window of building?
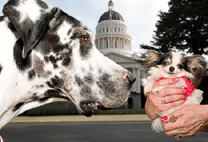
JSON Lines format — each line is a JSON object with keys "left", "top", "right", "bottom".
{"left": 115, "top": 40, "right": 117, "bottom": 48}
{"left": 103, "top": 28, "right": 105, "bottom": 32}
{"left": 115, "top": 27, "right": 116, "bottom": 32}
{"left": 118, "top": 28, "right": 120, "bottom": 32}
{"left": 100, "top": 29, "right": 101, "bottom": 33}
{"left": 106, "top": 27, "right": 108, "bottom": 32}
{"left": 106, "top": 40, "right": 108, "bottom": 48}
{"left": 128, "top": 98, "right": 133, "bottom": 108}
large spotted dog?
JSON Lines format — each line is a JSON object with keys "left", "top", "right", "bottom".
{"left": 0, "top": 0, "right": 135, "bottom": 130}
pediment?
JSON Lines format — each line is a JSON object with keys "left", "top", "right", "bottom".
{"left": 105, "top": 52, "right": 136, "bottom": 63}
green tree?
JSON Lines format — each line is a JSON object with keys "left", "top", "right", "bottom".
{"left": 141, "top": 0, "right": 208, "bottom": 54}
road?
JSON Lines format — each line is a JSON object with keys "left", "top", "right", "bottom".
{"left": 0, "top": 122, "right": 207, "bottom": 142}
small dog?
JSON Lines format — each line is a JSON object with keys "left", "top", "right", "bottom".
{"left": 141, "top": 50, "right": 207, "bottom": 132}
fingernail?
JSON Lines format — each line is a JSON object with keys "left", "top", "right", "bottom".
{"left": 182, "top": 88, "right": 187, "bottom": 93}
{"left": 161, "top": 116, "right": 168, "bottom": 121}
{"left": 172, "top": 78, "right": 179, "bottom": 82}
{"left": 184, "top": 98, "right": 187, "bottom": 101}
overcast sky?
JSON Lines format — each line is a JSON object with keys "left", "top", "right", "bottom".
{"left": 0, "top": 0, "right": 169, "bottom": 54}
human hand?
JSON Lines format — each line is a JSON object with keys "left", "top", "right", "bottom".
{"left": 162, "top": 104, "right": 208, "bottom": 139}
{"left": 145, "top": 78, "right": 187, "bottom": 120}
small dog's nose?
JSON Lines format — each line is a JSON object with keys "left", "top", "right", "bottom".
{"left": 124, "top": 74, "right": 136, "bottom": 85}
{"left": 169, "top": 66, "right": 175, "bottom": 72}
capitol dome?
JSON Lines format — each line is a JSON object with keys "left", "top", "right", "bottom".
{"left": 95, "top": 0, "right": 132, "bottom": 56}
{"left": 98, "top": 10, "right": 124, "bottom": 23}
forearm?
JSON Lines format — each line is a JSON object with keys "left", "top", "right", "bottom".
{"left": 199, "top": 105, "right": 208, "bottom": 132}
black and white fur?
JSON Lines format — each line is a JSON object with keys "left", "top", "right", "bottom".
{"left": 0, "top": 0, "right": 135, "bottom": 130}
{"left": 141, "top": 50, "right": 206, "bottom": 132}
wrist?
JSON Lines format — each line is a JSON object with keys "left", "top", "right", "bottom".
{"left": 201, "top": 105, "right": 208, "bottom": 124}
{"left": 198, "top": 105, "right": 208, "bottom": 132}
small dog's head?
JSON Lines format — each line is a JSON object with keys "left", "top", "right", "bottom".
{"left": 141, "top": 50, "right": 207, "bottom": 87}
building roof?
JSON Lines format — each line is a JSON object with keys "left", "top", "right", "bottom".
{"left": 98, "top": 10, "right": 124, "bottom": 23}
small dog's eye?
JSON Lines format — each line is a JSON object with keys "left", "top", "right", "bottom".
{"left": 163, "top": 61, "right": 168, "bottom": 65}
{"left": 81, "top": 37, "right": 89, "bottom": 44}
{"left": 178, "top": 64, "right": 183, "bottom": 69}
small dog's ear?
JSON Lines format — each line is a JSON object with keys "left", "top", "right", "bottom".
{"left": 140, "top": 50, "right": 162, "bottom": 69}
{"left": 186, "top": 55, "right": 207, "bottom": 87}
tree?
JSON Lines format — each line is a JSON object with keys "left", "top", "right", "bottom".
{"left": 141, "top": 0, "right": 208, "bottom": 55}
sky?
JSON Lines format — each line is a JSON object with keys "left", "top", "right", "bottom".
{"left": 0, "top": 0, "right": 170, "bottom": 54}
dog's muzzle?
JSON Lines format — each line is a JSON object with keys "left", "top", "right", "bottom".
{"left": 80, "top": 101, "right": 100, "bottom": 117}
{"left": 80, "top": 101, "right": 113, "bottom": 117}
{"left": 80, "top": 73, "right": 136, "bottom": 117}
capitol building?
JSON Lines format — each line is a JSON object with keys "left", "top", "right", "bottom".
{"left": 95, "top": 0, "right": 132, "bottom": 56}
{"left": 95, "top": 0, "right": 142, "bottom": 110}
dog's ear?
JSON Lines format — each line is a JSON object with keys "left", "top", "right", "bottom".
{"left": 140, "top": 50, "right": 162, "bottom": 69}
{"left": 186, "top": 55, "right": 207, "bottom": 87}
{"left": 3, "top": 0, "right": 59, "bottom": 58}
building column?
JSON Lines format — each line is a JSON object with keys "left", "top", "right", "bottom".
{"left": 102, "top": 38, "right": 105, "bottom": 49}
{"left": 98, "top": 39, "right": 100, "bottom": 49}
{"left": 113, "top": 37, "right": 115, "bottom": 48}
{"left": 123, "top": 101, "right": 128, "bottom": 109}
{"left": 125, "top": 40, "right": 127, "bottom": 50}
{"left": 110, "top": 37, "right": 113, "bottom": 48}
{"left": 120, "top": 38, "right": 122, "bottom": 48}
{"left": 129, "top": 40, "right": 131, "bottom": 50}
{"left": 118, "top": 38, "right": 121, "bottom": 49}
{"left": 126, "top": 40, "right": 127, "bottom": 50}
{"left": 108, "top": 38, "right": 110, "bottom": 48}
{"left": 131, "top": 68, "right": 136, "bottom": 92}
{"left": 136, "top": 68, "right": 141, "bottom": 93}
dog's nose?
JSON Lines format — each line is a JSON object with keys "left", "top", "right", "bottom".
{"left": 169, "top": 66, "right": 175, "bottom": 72}
{"left": 124, "top": 74, "right": 136, "bottom": 85}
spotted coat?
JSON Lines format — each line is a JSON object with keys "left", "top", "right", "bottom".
{"left": 0, "top": 0, "right": 135, "bottom": 129}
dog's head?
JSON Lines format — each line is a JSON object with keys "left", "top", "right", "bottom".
{"left": 3, "top": 0, "right": 135, "bottom": 116}
{"left": 141, "top": 50, "right": 206, "bottom": 87}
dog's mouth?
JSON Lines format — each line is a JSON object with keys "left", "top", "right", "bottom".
{"left": 80, "top": 101, "right": 112, "bottom": 117}
{"left": 167, "top": 72, "right": 180, "bottom": 76}
{"left": 80, "top": 101, "right": 100, "bottom": 117}
{"left": 168, "top": 72, "right": 175, "bottom": 75}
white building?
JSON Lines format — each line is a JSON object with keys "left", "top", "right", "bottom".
{"left": 95, "top": 0, "right": 142, "bottom": 110}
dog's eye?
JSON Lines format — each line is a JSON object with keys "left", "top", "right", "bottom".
{"left": 178, "top": 64, "right": 183, "bottom": 69}
{"left": 163, "top": 61, "right": 169, "bottom": 66}
{"left": 81, "top": 37, "right": 89, "bottom": 44}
